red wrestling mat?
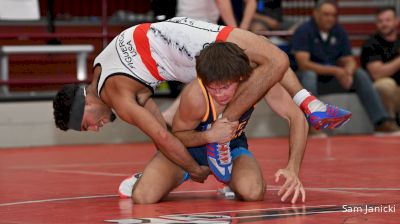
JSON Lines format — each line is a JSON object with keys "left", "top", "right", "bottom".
{"left": 0, "top": 136, "right": 399, "bottom": 223}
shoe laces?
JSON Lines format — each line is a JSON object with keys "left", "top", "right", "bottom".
{"left": 326, "top": 104, "right": 339, "bottom": 116}
{"left": 217, "top": 143, "right": 231, "bottom": 165}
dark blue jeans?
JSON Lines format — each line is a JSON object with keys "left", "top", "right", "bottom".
{"left": 297, "top": 68, "right": 389, "bottom": 125}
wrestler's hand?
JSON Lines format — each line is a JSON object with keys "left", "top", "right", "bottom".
{"left": 275, "top": 168, "right": 306, "bottom": 204}
{"left": 207, "top": 118, "right": 238, "bottom": 143}
{"left": 190, "top": 166, "right": 210, "bottom": 183}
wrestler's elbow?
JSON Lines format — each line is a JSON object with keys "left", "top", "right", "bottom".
{"left": 272, "top": 49, "right": 289, "bottom": 80}
{"left": 154, "top": 129, "right": 183, "bottom": 153}
{"left": 260, "top": 47, "right": 289, "bottom": 82}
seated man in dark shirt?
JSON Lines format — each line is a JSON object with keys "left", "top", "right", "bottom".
{"left": 361, "top": 6, "right": 400, "bottom": 126}
{"left": 291, "top": 0, "right": 399, "bottom": 133}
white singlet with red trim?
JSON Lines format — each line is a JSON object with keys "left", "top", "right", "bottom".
{"left": 94, "top": 17, "right": 230, "bottom": 95}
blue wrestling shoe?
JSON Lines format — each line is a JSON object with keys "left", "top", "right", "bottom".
{"left": 207, "top": 142, "right": 232, "bottom": 183}
{"left": 307, "top": 104, "right": 352, "bottom": 130}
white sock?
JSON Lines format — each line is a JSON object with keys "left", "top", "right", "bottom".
{"left": 293, "top": 89, "right": 326, "bottom": 113}
{"left": 293, "top": 89, "right": 310, "bottom": 106}
{"left": 309, "top": 99, "right": 326, "bottom": 113}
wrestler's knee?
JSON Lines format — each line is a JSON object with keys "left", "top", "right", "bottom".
{"left": 233, "top": 179, "right": 265, "bottom": 201}
{"left": 131, "top": 185, "right": 162, "bottom": 204}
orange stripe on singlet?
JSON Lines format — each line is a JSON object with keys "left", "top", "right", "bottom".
{"left": 133, "top": 23, "right": 164, "bottom": 81}
{"left": 198, "top": 78, "right": 210, "bottom": 122}
{"left": 197, "top": 78, "right": 217, "bottom": 122}
{"left": 209, "top": 95, "right": 217, "bottom": 122}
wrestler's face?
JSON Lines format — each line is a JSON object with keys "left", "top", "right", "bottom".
{"left": 81, "top": 104, "right": 115, "bottom": 132}
{"left": 376, "top": 10, "right": 398, "bottom": 37}
{"left": 206, "top": 81, "right": 239, "bottom": 106}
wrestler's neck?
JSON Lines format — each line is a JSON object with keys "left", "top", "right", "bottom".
{"left": 86, "top": 91, "right": 107, "bottom": 109}
{"left": 86, "top": 66, "right": 108, "bottom": 106}
{"left": 86, "top": 65, "right": 101, "bottom": 95}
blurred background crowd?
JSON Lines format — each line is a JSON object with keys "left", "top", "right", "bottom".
{"left": 1, "top": 0, "right": 400, "bottom": 137}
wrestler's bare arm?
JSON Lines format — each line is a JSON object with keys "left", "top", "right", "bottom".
{"left": 266, "top": 83, "right": 308, "bottom": 172}
{"left": 224, "top": 29, "right": 289, "bottom": 121}
{"left": 142, "top": 97, "right": 168, "bottom": 129}
{"left": 172, "top": 82, "right": 208, "bottom": 147}
{"left": 101, "top": 76, "right": 207, "bottom": 181}
{"left": 172, "top": 81, "right": 238, "bottom": 147}
{"left": 265, "top": 83, "right": 307, "bottom": 203}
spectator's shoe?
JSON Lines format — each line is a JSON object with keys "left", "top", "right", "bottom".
{"left": 118, "top": 172, "right": 143, "bottom": 199}
{"left": 375, "top": 120, "right": 400, "bottom": 135}
{"left": 217, "top": 184, "right": 235, "bottom": 199}
{"left": 307, "top": 104, "right": 352, "bottom": 130}
{"left": 207, "top": 142, "right": 232, "bottom": 183}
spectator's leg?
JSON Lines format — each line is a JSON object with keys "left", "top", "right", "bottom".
{"left": 373, "top": 77, "right": 398, "bottom": 118}
{"left": 296, "top": 70, "right": 318, "bottom": 96}
{"left": 352, "top": 69, "right": 390, "bottom": 125}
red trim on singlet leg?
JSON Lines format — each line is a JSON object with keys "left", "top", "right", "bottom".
{"left": 133, "top": 23, "right": 164, "bottom": 81}
{"left": 216, "top": 26, "right": 234, "bottom": 42}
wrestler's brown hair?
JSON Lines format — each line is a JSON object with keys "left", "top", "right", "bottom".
{"left": 196, "top": 42, "right": 252, "bottom": 86}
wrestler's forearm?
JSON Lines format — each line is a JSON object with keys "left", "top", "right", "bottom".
{"left": 156, "top": 133, "right": 203, "bottom": 173}
{"left": 174, "top": 130, "right": 210, "bottom": 147}
{"left": 223, "top": 54, "right": 289, "bottom": 121}
{"left": 118, "top": 104, "right": 202, "bottom": 174}
{"left": 146, "top": 128, "right": 202, "bottom": 174}
{"left": 286, "top": 115, "right": 308, "bottom": 174}
{"left": 264, "top": 83, "right": 308, "bottom": 173}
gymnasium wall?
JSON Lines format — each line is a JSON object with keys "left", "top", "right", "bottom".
{"left": 0, "top": 95, "right": 373, "bottom": 148}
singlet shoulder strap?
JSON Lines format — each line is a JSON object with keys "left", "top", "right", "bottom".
{"left": 197, "top": 78, "right": 217, "bottom": 122}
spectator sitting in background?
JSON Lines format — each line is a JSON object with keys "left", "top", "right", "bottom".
{"left": 291, "top": 0, "right": 400, "bottom": 135}
{"left": 361, "top": 7, "right": 400, "bottom": 126}
{"left": 176, "top": 0, "right": 237, "bottom": 26}
{"left": 251, "top": 0, "right": 299, "bottom": 33}
{"left": 218, "top": 0, "right": 257, "bottom": 30}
